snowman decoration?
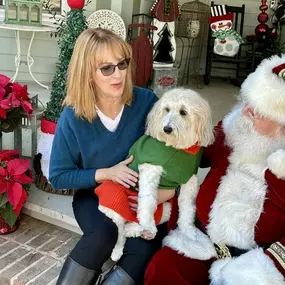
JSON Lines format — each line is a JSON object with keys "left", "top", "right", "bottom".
{"left": 209, "top": 5, "right": 243, "bottom": 57}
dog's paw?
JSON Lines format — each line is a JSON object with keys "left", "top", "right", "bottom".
{"left": 124, "top": 222, "right": 142, "bottom": 238}
{"left": 140, "top": 225, "right": 157, "bottom": 240}
{"left": 111, "top": 246, "right": 123, "bottom": 261}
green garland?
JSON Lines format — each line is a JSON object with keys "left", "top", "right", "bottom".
{"left": 212, "top": 29, "right": 244, "bottom": 44}
{"left": 44, "top": 9, "right": 88, "bottom": 122}
{"left": 164, "top": 0, "right": 171, "bottom": 16}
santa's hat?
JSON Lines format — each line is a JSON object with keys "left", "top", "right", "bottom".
{"left": 209, "top": 5, "right": 233, "bottom": 24}
{"left": 240, "top": 54, "right": 285, "bottom": 124}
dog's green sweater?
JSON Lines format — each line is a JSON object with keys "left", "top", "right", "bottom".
{"left": 128, "top": 135, "right": 202, "bottom": 190}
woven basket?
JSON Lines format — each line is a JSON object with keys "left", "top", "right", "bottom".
{"left": 0, "top": 215, "right": 20, "bottom": 235}
{"left": 35, "top": 172, "right": 76, "bottom": 196}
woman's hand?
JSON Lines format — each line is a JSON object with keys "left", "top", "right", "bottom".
{"left": 95, "top": 155, "right": 138, "bottom": 188}
{"left": 128, "top": 189, "right": 176, "bottom": 212}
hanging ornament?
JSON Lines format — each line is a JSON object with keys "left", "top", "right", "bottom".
{"left": 255, "top": 0, "right": 269, "bottom": 37}
{"left": 151, "top": 0, "right": 181, "bottom": 22}
{"left": 67, "top": 0, "right": 85, "bottom": 9}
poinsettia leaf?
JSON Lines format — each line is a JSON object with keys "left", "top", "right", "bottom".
{"left": 21, "top": 101, "right": 33, "bottom": 118}
{"left": 0, "top": 149, "right": 20, "bottom": 161}
{"left": 7, "top": 181, "right": 23, "bottom": 208}
{"left": 0, "top": 86, "right": 6, "bottom": 100}
{"left": 13, "top": 189, "right": 27, "bottom": 216}
{"left": 9, "top": 94, "right": 21, "bottom": 108}
{"left": 13, "top": 173, "right": 34, "bottom": 184}
{"left": 11, "top": 82, "right": 23, "bottom": 91}
{"left": 0, "top": 181, "right": 7, "bottom": 195}
{"left": 0, "top": 203, "right": 18, "bottom": 227}
{"left": 0, "top": 74, "right": 10, "bottom": 88}
{"left": 7, "top": 159, "right": 30, "bottom": 176}
{"left": 0, "top": 107, "right": 7, "bottom": 119}
{"left": 0, "top": 166, "right": 7, "bottom": 177}
{"left": 0, "top": 193, "right": 8, "bottom": 208}
{"left": 0, "top": 99, "right": 12, "bottom": 110}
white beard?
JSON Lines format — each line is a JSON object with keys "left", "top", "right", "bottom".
{"left": 207, "top": 106, "right": 285, "bottom": 249}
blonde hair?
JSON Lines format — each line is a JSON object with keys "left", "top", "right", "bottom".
{"left": 64, "top": 28, "right": 134, "bottom": 122}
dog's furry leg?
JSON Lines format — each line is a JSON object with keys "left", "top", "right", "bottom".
{"left": 137, "top": 163, "right": 163, "bottom": 240}
{"left": 98, "top": 205, "right": 126, "bottom": 262}
{"left": 177, "top": 175, "right": 199, "bottom": 231}
{"left": 124, "top": 222, "right": 143, "bottom": 238}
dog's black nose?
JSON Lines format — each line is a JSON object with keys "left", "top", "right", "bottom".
{"left": 163, "top": 126, "right": 173, "bottom": 134}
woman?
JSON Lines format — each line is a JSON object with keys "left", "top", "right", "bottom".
{"left": 49, "top": 28, "right": 175, "bottom": 285}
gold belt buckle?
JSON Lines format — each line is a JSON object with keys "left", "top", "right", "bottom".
{"left": 215, "top": 243, "right": 232, "bottom": 259}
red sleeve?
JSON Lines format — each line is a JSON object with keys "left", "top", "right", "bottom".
{"left": 200, "top": 121, "right": 224, "bottom": 168}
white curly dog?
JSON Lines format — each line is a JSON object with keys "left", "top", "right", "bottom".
{"left": 96, "top": 88, "right": 214, "bottom": 261}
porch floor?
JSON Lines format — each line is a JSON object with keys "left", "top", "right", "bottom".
{"left": 0, "top": 78, "right": 239, "bottom": 284}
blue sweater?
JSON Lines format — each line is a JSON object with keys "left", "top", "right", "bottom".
{"left": 49, "top": 86, "right": 158, "bottom": 190}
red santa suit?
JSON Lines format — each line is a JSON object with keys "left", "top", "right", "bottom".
{"left": 145, "top": 55, "right": 285, "bottom": 285}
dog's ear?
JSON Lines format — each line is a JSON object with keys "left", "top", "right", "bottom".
{"left": 194, "top": 99, "right": 214, "bottom": 147}
{"left": 145, "top": 99, "right": 162, "bottom": 136}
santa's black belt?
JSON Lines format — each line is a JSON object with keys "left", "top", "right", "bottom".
{"left": 214, "top": 243, "right": 249, "bottom": 259}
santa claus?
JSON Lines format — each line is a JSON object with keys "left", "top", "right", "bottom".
{"left": 144, "top": 54, "right": 285, "bottom": 285}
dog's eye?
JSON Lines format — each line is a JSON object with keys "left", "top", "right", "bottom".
{"left": 165, "top": 107, "right": 170, "bottom": 112}
{"left": 180, "top": 109, "right": 187, "bottom": 116}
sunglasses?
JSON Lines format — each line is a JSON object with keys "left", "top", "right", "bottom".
{"left": 99, "top": 58, "right": 130, "bottom": 76}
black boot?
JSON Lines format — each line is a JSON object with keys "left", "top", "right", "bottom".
{"left": 99, "top": 266, "right": 135, "bottom": 285}
{"left": 56, "top": 256, "right": 99, "bottom": 285}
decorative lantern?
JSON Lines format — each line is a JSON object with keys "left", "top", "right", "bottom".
{"left": 5, "top": 0, "right": 43, "bottom": 26}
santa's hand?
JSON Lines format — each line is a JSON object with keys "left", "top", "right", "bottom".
{"left": 267, "top": 149, "right": 285, "bottom": 179}
{"left": 210, "top": 248, "right": 284, "bottom": 285}
{"left": 128, "top": 194, "right": 138, "bottom": 212}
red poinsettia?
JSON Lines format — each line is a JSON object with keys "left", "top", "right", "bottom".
{"left": 0, "top": 74, "right": 33, "bottom": 120}
{"left": 0, "top": 149, "right": 33, "bottom": 226}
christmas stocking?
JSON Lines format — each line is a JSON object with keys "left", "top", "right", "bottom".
{"left": 209, "top": 5, "right": 243, "bottom": 57}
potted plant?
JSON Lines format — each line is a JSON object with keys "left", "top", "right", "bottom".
{"left": 0, "top": 74, "right": 34, "bottom": 234}
{"left": 0, "top": 149, "right": 34, "bottom": 234}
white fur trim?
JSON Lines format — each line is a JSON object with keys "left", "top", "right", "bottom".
{"left": 37, "top": 131, "right": 55, "bottom": 180}
{"left": 210, "top": 258, "right": 232, "bottom": 285}
{"left": 240, "top": 54, "right": 285, "bottom": 124}
{"left": 163, "top": 227, "right": 217, "bottom": 260}
{"left": 159, "top": 202, "right": 171, "bottom": 224}
{"left": 207, "top": 167, "right": 267, "bottom": 248}
{"left": 163, "top": 175, "right": 217, "bottom": 260}
{"left": 268, "top": 149, "right": 285, "bottom": 179}
{"left": 137, "top": 163, "right": 163, "bottom": 238}
{"left": 207, "top": 111, "right": 285, "bottom": 249}
{"left": 98, "top": 205, "right": 126, "bottom": 261}
{"left": 210, "top": 248, "right": 285, "bottom": 285}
